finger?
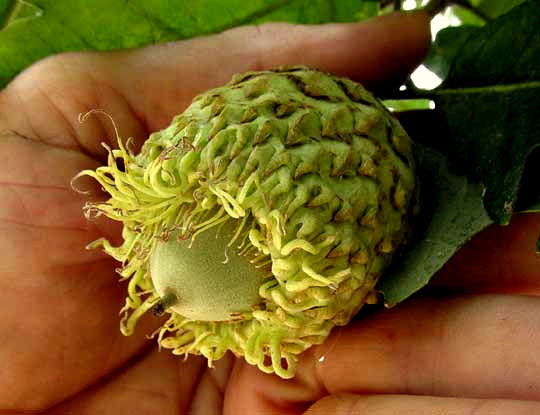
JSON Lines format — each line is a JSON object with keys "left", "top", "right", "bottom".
{"left": 307, "top": 295, "right": 540, "bottom": 400}
{"left": 0, "top": 132, "right": 114, "bottom": 237}
{"left": 48, "top": 347, "right": 208, "bottom": 415}
{"left": 0, "top": 12, "right": 430, "bottom": 161}
{"left": 228, "top": 294, "right": 540, "bottom": 413}
{"left": 109, "top": 11, "right": 430, "bottom": 130}
{"left": 430, "top": 212, "right": 540, "bottom": 295}
{"left": 303, "top": 394, "right": 540, "bottom": 415}
{"left": 307, "top": 295, "right": 540, "bottom": 399}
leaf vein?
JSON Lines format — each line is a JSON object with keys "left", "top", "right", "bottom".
{"left": 437, "top": 81, "right": 540, "bottom": 96}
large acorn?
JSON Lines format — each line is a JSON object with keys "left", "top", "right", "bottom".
{"left": 79, "top": 66, "right": 418, "bottom": 378}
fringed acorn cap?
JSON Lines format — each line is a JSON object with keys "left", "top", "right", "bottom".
{"left": 78, "top": 66, "right": 418, "bottom": 378}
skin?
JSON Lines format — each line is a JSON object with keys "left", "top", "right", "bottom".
{"left": 1, "top": 11, "right": 539, "bottom": 414}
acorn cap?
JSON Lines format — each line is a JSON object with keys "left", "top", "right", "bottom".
{"left": 80, "top": 66, "right": 418, "bottom": 379}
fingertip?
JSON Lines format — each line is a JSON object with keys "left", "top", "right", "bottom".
{"left": 340, "top": 10, "right": 432, "bottom": 89}
{"left": 105, "top": 11, "right": 432, "bottom": 131}
{"left": 215, "top": 11, "right": 432, "bottom": 95}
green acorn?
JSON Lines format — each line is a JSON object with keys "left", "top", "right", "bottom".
{"left": 79, "top": 66, "right": 418, "bottom": 378}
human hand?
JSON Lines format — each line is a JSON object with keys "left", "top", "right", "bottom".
{"left": 1, "top": 10, "right": 538, "bottom": 414}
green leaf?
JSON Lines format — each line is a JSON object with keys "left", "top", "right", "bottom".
{"left": 431, "top": 0, "right": 540, "bottom": 224}
{"left": 434, "top": 83, "right": 540, "bottom": 224}
{"left": 472, "top": 0, "right": 527, "bottom": 19}
{"left": 444, "top": 1, "right": 540, "bottom": 88}
{"left": 378, "top": 139, "right": 539, "bottom": 307}
{"left": 424, "top": 25, "right": 480, "bottom": 80}
{"left": 377, "top": 145, "right": 493, "bottom": 307}
{"left": 515, "top": 145, "right": 540, "bottom": 213}
{"left": 449, "top": 5, "right": 485, "bottom": 26}
{"left": 350, "top": 1, "right": 378, "bottom": 21}
{"left": 0, "top": 0, "right": 377, "bottom": 89}
{"left": 1, "top": 0, "right": 44, "bottom": 31}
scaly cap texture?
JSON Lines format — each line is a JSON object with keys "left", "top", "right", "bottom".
{"left": 79, "top": 66, "right": 418, "bottom": 378}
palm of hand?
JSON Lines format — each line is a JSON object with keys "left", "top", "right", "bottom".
{"left": 2, "top": 15, "right": 540, "bottom": 415}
